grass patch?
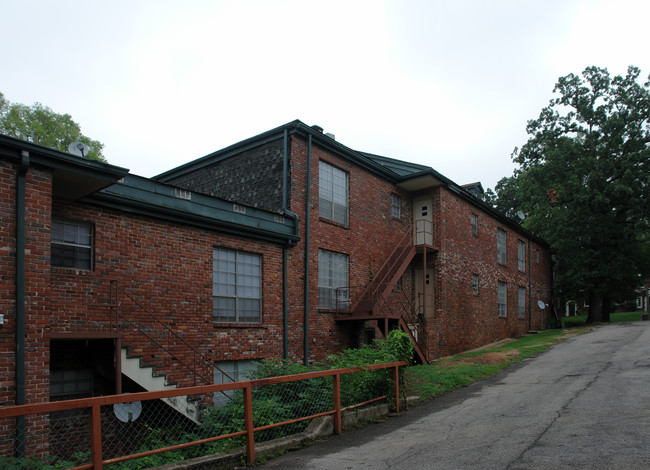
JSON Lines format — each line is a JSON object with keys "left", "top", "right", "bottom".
{"left": 562, "top": 311, "right": 641, "bottom": 327}
{"left": 405, "top": 327, "right": 591, "bottom": 402}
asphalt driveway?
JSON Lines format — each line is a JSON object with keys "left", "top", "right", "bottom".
{"left": 261, "top": 322, "right": 650, "bottom": 469}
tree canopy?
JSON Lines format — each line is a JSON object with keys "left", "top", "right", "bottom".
{"left": 492, "top": 66, "right": 650, "bottom": 322}
{"left": 0, "top": 92, "right": 105, "bottom": 162}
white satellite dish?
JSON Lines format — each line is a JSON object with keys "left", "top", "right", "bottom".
{"left": 516, "top": 210, "right": 526, "bottom": 220}
{"left": 114, "top": 401, "right": 142, "bottom": 422}
{"left": 537, "top": 300, "right": 546, "bottom": 309}
{"left": 68, "top": 141, "right": 91, "bottom": 158}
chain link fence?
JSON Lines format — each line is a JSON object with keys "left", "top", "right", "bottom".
{"left": 0, "top": 362, "right": 405, "bottom": 469}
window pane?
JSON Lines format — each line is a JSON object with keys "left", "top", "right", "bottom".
{"left": 518, "top": 287, "right": 526, "bottom": 318}
{"left": 318, "top": 249, "right": 349, "bottom": 309}
{"left": 392, "top": 194, "right": 401, "bottom": 218}
{"left": 213, "top": 248, "right": 261, "bottom": 322}
{"left": 333, "top": 203, "right": 348, "bottom": 225}
{"left": 213, "top": 297, "right": 236, "bottom": 322}
{"left": 518, "top": 240, "right": 526, "bottom": 271}
{"left": 497, "top": 229, "right": 507, "bottom": 264}
{"left": 319, "top": 197, "right": 333, "bottom": 220}
{"left": 51, "top": 219, "right": 93, "bottom": 270}
{"left": 319, "top": 287, "right": 334, "bottom": 310}
{"left": 319, "top": 161, "right": 348, "bottom": 225}
{"left": 498, "top": 281, "right": 507, "bottom": 317}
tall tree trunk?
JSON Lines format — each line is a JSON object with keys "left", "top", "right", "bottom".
{"left": 602, "top": 293, "right": 611, "bottom": 322}
{"left": 587, "top": 290, "right": 603, "bottom": 323}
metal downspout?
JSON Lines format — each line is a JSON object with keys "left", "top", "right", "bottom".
{"left": 282, "top": 130, "right": 289, "bottom": 359}
{"left": 528, "top": 238, "right": 533, "bottom": 332}
{"left": 15, "top": 151, "right": 29, "bottom": 457}
{"left": 279, "top": 128, "right": 300, "bottom": 360}
{"left": 303, "top": 134, "right": 312, "bottom": 366}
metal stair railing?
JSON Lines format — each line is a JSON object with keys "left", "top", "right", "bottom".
{"left": 374, "top": 284, "right": 429, "bottom": 362}
{"left": 107, "top": 280, "right": 236, "bottom": 389}
{"left": 351, "top": 222, "right": 417, "bottom": 313}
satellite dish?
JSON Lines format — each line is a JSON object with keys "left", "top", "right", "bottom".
{"left": 516, "top": 211, "right": 526, "bottom": 220}
{"left": 68, "top": 141, "right": 91, "bottom": 158}
{"left": 114, "top": 401, "right": 142, "bottom": 422}
{"left": 537, "top": 300, "right": 546, "bottom": 309}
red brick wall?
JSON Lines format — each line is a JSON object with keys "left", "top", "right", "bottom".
{"left": 1, "top": 157, "right": 288, "bottom": 458}
{"left": 0, "top": 162, "right": 54, "bottom": 456}
{"left": 287, "top": 135, "right": 412, "bottom": 363}
{"left": 48, "top": 202, "right": 286, "bottom": 386}
{"left": 427, "top": 186, "right": 551, "bottom": 357}
{"left": 0, "top": 160, "right": 17, "bottom": 411}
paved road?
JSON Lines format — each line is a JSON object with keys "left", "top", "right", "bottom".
{"left": 261, "top": 322, "right": 650, "bottom": 469}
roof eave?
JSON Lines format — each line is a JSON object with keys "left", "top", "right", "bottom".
{"left": 0, "top": 134, "right": 129, "bottom": 200}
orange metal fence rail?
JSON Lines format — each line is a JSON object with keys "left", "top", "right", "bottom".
{"left": 0, "top": 361, "right": 407, "bottom": 469}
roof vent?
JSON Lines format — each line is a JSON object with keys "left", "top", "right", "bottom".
{"left": 325, "top": 132, "right": 335, "bottom": 140}
{"left": 174, "top": 188, "right": 192, "bottom": 200}
{"left": 311, "top": 125, "right": 324, "bottom": 133}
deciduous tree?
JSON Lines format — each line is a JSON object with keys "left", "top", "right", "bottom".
{"left": 495, "top": 66, "right": 650, "bottom": 322}
{"left": 0, "top": 92, "right": 105, "bottom": 162}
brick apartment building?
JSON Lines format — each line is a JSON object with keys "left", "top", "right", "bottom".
{"left": 1, "top": 120, "right": 551, "bottom": 455}
{"left": 157, "top": 120, "right": 552, "bottom": 363}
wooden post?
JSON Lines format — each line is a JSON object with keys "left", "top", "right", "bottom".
{"left": 333, "top": 373, "right": 342, "bottom": 435}
{"left": 244, "top": 385, "right": 255, "bottom": 464}
{"left": 90, "top": 404, "right": 103, "bottom": 469}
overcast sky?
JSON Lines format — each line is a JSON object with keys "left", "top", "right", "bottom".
{"left": 2, "top": 0, "right": 648, "bottom": 190}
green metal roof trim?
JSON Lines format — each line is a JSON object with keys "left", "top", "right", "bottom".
{"left": 356, "top": 151, "right": 430, "bottom": 177}
{"left": 151, "top": 121, "right": 548, "bottom": 248}
{"left": 85, "top": 175, "right": 299, "bottom": 245}
{"left": 155, "top": 120, "right": 401, "bottom": 183}
{"left": 0, "top": 134, "right": 129, "bottom": 181}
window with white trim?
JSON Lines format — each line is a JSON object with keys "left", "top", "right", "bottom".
{"left": 498, "top": 281, "right": 507, "bottom": 317}
{"left": 518, "top": 287, "right": 526, "bottom": 319}
{"left": 319, "top": 161, "right": 348, "bottom": 225}
{"left": 391, "top": 194, "right": 401, "bottom": 218}
{"left": 51, "top": 219, "right": 93, "bottom": 270}
{"left": 518, "top": 240, "right": 526, "bottom": 272}
{"left": 497, "top": 228, "right": 507, "bottom": 264}
{"left": 318, "top": 249, "right": 349, "bottom": 309}
{"left": 213, "top": 248, "right": 262, "bottom": 323}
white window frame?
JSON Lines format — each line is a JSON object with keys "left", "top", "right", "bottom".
{"left": 498, "top": 281, "right": 507, "bottom": 317}
{"left": 318, "top": 249, "right": 349, "bottom": 310}
{"left": 213, "top": 248, "right": 262, "bottom": 323}
{"left": 497, "top": 228, "right": 507, "bottom": 265}
{"left": 319, "top": 161, "right": 349, "bottom": 226}
{"left": 51, "top": 219, "right": 94, "bottom": 270}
